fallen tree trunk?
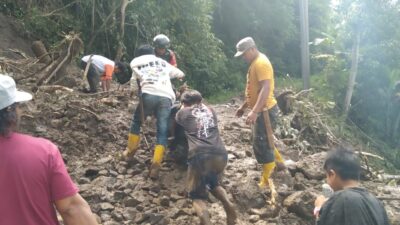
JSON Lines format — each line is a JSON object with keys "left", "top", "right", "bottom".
{"left": 31, "top": 41, "right": 52, "bottom": 64}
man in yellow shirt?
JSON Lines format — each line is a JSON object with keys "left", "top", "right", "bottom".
{"left": 234, "top": 37, "right": 285, "bottom": 188}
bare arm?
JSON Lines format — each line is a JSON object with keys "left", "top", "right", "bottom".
{"left": 245, "top": 80, "right": 270, "bottom": 124}
{"left": 55, "top": 194, "right": 98, "bottom": 225}
{"left": 235, "top": 102, "right": 248, "bottom": 117}
{"left": 169, "top": 67, "right": 185, "bottom": 79}
{"left": 252, "top": 80, "right": 270, "bottom": 113}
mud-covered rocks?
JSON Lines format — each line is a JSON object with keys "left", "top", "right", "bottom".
{"left": 294, "top": 152, "right": 327, "bottom": 180}
{"left": 283, "top": 190, "right": 318, "bottom": 219}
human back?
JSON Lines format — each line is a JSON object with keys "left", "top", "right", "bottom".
{"left": 318, "top": 187, "right": 389, "bottom": 225}
{"left": 0, "top": 133, "right": 78, "bottom": 225}
{"left": 176, "top": 102, "right": 226, "bottom": 159}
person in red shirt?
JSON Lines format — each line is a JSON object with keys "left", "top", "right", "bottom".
{"left": 153, "top": 34, "right": 178, "bottom": 67}
{"left": 0, "top": 74, "right": 98, "bottom": 225}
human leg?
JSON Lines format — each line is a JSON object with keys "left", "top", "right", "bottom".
{"left": 187, "top": 156, "right": 212, "bottom": 225}
{"left": 122, "top": 106, "right": 142, "bottom": 158}
{"left": 149, "top": 96, "right": 172, "bottom": 179}
{"left": 252, "top": 112, "right": 275, "bottom": 188}
{"left": 87, "top": 65, "right": 99, "bottom": 93}
{"left": 210, "top": 186, "right": 237, "bottom": 225}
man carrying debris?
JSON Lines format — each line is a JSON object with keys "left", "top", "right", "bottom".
{"left": 81, "top": 55, "right": 126, "bottom": 92}
{"left": 234, "top": 37, "right": 285, "bottom": 188}
{"left": 314, "top": 147, "right": 390, "bottom": 225}
{"left": 122, "top": 45, "right": 185, "bottom": 179}
{"left": 176, "top": 90, "right": 237, "bottom": 225}
{"left": 153, "top": 34, "right": 177, "bottom": 67}
{"left": 0, "top": 74, "right": 98, "bottom": 225}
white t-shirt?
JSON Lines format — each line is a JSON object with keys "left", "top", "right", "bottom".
{"left": 130, "top": 55, "right": 184, "bottom": 102}
{"left": 82, "top": 55, "right": 114, "bottom": 74}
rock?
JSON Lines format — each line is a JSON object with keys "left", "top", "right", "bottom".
{"left": 84, "top": 167, "right": 99, "bottom": 178}
{"left": 114, "top": 191, "right": 127, "bottom": 201}
{"left": 249, "top": 207, "right": 280, "bottom": 219}
{"left": 249, "top": 215, "right": 260, "bottom": 223}
{"left": 283, "top": 191, "right": 317, "bottom": 219}
{"left": 99, "top": 169, "right": 108, "bottom": 176}
{"left": 296, "top": 152, "right": 327, "bottom": 180}
{"left": 175, "top": 199, "right": 189, "bottom": 209}
{"left": 100, "top": 202, "right": 114, "bottom": 211}
{"left": 160, "top": 196, "right": 170, "bottom": 207}
{"left": 78, "top": 177, "right": 91, "bottom": 184}
{"left": 134, "top": 213, "right": 149, "bottom": 224}
{"left": 148, "top": 213, "right": 165, "bottom": 224}
{"left": 169, "top": 208, "right": 191, "bottom": 219}
{"left": 112, "top": 211, "right": 124, "bottom": 222}
{"left": 245, "top": 150, "right": 253, "bottom": 157}
{"left": 100, "top": 213, "right": 112, "bottom": 221}
{"left": 109, "top": 170, "right": 119, "bottom": 177}
{"left": 122, "top": 207, "right": 137, "bottom": 220}
{"left": 96, "top": 156, "right": 112, "bottom": 165}
{"left": 125, "top": 197, "right": 142, "bottom": 207}
{"left": 232, "top": 180, "right": 266, "bottom": 209}
{"left": 170, "top": 194, "right": 184, "bottom": 202}
{"left": 118, "top": 166, "right": 127, "bottom": 174}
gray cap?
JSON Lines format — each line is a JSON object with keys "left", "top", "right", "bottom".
{"left": 0, "top": 74, "right": 32, "bottom": 110}
{"left": 234, "top": 37, "right": 256, "bottom": 57}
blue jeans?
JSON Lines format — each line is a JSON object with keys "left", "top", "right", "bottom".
{"left": 130, "top": 93, "right": 172, "bottom": 146}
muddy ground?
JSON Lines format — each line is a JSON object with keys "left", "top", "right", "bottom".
{"left": 1, "top": 12, "right": 399, "bottom": 225}
{"left": 9, "top": 72, "right": 399, "bottom": 225}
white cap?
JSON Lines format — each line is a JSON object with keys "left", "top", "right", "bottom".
{"left": 0, "top": 74, "right": 32, "bottom": 110}
{"left": 234, "top": 37, "right": 256, "bottom": 57}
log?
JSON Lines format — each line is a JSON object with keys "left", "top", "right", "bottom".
{"left": 31, "top": 41, "right": 52, "bottom": 64}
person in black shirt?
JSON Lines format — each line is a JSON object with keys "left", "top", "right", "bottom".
{"left": 314, "top": 147, "right": 390, "bottom": 225}
{"left": 176, "top": 90, "right": 237, "bottom": 225}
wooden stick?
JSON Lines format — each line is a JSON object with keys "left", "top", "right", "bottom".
{"left": 359, "top": 151, "right": 384, "bottom": 160}
{"left": 268, "top": 178, "right": 278, "bottom": 207}
{"left": 43, "top": 38, "right": 73, "bottom": 85}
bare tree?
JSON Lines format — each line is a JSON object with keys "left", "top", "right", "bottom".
{"left": 115, "top": 0, "right": 134, "bottom": 61}
{"left": 344, "top": 31, "right": 361, "bottom": 116}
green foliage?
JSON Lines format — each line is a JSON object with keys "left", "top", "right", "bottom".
{"left": 0, "top": 2, "right": 25, "bottom": 18}
{"left": 23, "top": 7, "right": 78, "bottom": 45}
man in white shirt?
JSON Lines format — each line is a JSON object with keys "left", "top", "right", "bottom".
{"left": 122, "top": 45, "right": 185, "bottom": 179}
{"left": 81, "top": 55, "right": 125, "bottom": 92}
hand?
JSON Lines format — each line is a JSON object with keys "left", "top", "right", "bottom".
{"left": 314, "top": 195, "right": 327, "bottom": 208}
{"left": 245, "top": 111, "right": 257, "bottom": 125}
{"left": 235, "top": 108, "right": 245, "bottom": 118}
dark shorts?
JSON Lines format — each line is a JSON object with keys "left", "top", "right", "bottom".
{"left": 252, "top": 104, "right": 280, "bottom": 164}
{"left": 187, "top": 153, "right": 227, "bottom": 200}
{"left": 81, "top": 60, "right": 100, "bottom": 93}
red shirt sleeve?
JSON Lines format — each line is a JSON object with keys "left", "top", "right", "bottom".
{"left": 169, "top": 51, "right": 177, "bottom": 67}
{"left": 49, "top": 145, "right": 79, "bottom": 201}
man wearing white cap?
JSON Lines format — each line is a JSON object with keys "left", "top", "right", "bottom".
{"left": 0, "top": 74, "right": 98, "bottom": 225}
{"left": 234, "top": 37, "right": 285, "bottom": 189}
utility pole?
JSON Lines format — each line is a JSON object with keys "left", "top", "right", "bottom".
{"left": 299, "top": 0, "right": 310, "bottom": 89}
{"left": 344, "top": 31, "right": 361, "bottom": 116}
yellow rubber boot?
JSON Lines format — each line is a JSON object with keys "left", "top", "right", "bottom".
{"left": 149, "top": 145, "right": 165, "bottom": 179}
{"left": 122, "top": 133, "right": 140, "bottom": 159}
{"left": 274, "top": 147, "right": 287, "bottom": 171}
{"left": 274, "top": 147, "right": 284, "bottom": 163}
{"left": 258, "top": 162, "right": 276, "bottom": 188}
